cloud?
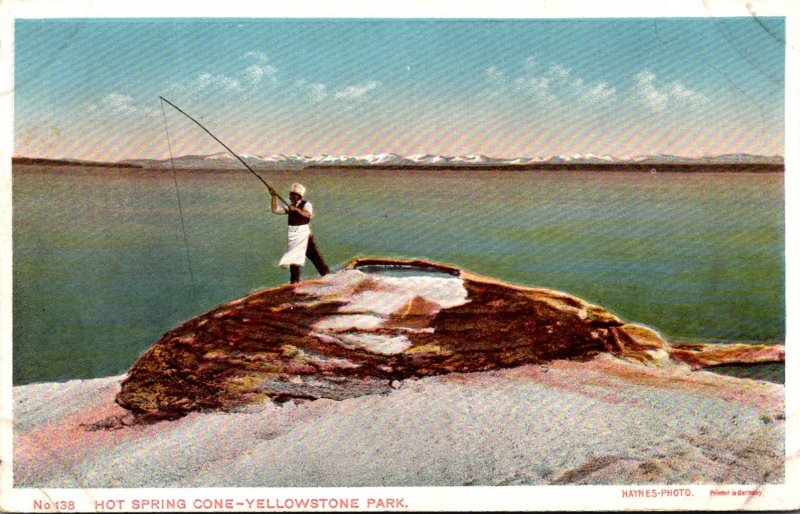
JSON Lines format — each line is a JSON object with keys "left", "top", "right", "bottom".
{"left": 489, "top": 60, "right": 616, "bottom": 107}
{"left": 514, "top": 75, "right": 556, "bottom": 103}
{"left": 245, "top": 64, "right": 277, "bottom": 84}
{"left": 294, "top": 79, "right": 381, "bottom": 103}
{"left": 483, "top": 66, "right": 507, "bottom": 99}
{"left": 167, "top": 51, "right": 277, "bottom": 97}
{"left": 86, "top": 93, "right": 157, "bottom": 118}
{"left": 634, "top": 70, "right": 708, "bottom": 113}
{"left": 295, "top": 79, "right": 328, "bottom": 102}
{"left": 546, "top": 63, "right": 570, "bottom": 85}
{"left": 171, "top": 73, "right": 243, "bottom": 94}
{"left": 484, "top": 60, "right": 708, "bottom": 116}
{"left": 583, "top": 82, "right": 616, "bottom": 103}
{"left": 310, "top": 83, "right": 328, "bottom": 102}
{"left": 167, "top": 51, "right": 278, "bottom": 97}
{"left": 243, "top": 51, "right": 268, "bottom": 61}
{"left": 333, "top": 80, "right": 381, "bottom": 100}
{"left": 485, "top": 66, "right": 505, "bottom": 84}
{"left": 87, "top": 93, "right": 137, "bottom": 114}
{"left": 243, "top": 51, "right": 278, "bottom": 86}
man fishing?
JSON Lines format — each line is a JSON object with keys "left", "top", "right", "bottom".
{"left": 158, "top": 97, "right": 330, "bottom": 285}
{"left": 270, "top": 183, "right": 330, "bottom": 284}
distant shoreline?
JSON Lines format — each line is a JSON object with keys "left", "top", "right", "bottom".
{"left": 12, "top": 157, "right": 784, "bottom": 173}
{"left": 12, "top": 157, "right": 143, "bottom": 169}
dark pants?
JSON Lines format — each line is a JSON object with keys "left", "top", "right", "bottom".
{"left": 289, "top": 234, "right": 330, "bottom": 284}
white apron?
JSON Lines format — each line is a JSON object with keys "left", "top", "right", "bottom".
{"left": 278, "top": 224, "right": 311, "bottom": 268}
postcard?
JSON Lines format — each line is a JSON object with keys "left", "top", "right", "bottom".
{"left": 1, "top": 0, "right": 798, "bottom": 511}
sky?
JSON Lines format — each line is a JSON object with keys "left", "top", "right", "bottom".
{"left": 13, "top": 17, "right": 785, "bottom": 161}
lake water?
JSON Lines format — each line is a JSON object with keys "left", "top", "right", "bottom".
{"left": 12, "top": 166, "right": 784, "bottom": 384}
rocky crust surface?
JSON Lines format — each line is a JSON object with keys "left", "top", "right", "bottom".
{"left": 13, "top": 357, "right": 785, "bottom": 488}
{"left": 14, "top": 260, "right": 785, "bottom": 489}
{"left": 116, "top": 258, "right": 784, "bottom": 419}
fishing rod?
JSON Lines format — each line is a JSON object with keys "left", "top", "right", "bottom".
{"left": 159, "top": 96, "right": 289, "bottom": 207}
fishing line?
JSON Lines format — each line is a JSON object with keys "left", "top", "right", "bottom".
{"left": 160, "top": 98, "right": 199, "bottom": 306}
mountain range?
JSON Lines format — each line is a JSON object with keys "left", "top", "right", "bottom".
{"left": 121, "top": 152, "right": 784, "bottom": 170}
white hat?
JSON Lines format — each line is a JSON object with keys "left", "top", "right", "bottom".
{"left": 290, "top": 183, "right": 306, "bottom": 197}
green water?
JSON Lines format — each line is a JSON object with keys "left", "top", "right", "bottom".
{"left": 12, "top": 166, "right": 784, "bottom": 384}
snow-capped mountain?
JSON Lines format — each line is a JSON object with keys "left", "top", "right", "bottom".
{"left": 547, "top": 153, "right": 616, "bottom": 163}
{"left": 450, "top": 154, "right": 490, "bottom": 164}
{"left": 407, "top": 153, "right": 449, "bottom": 164}
{"left": 121, "top": 152, "right": 783, "bottom": 170}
